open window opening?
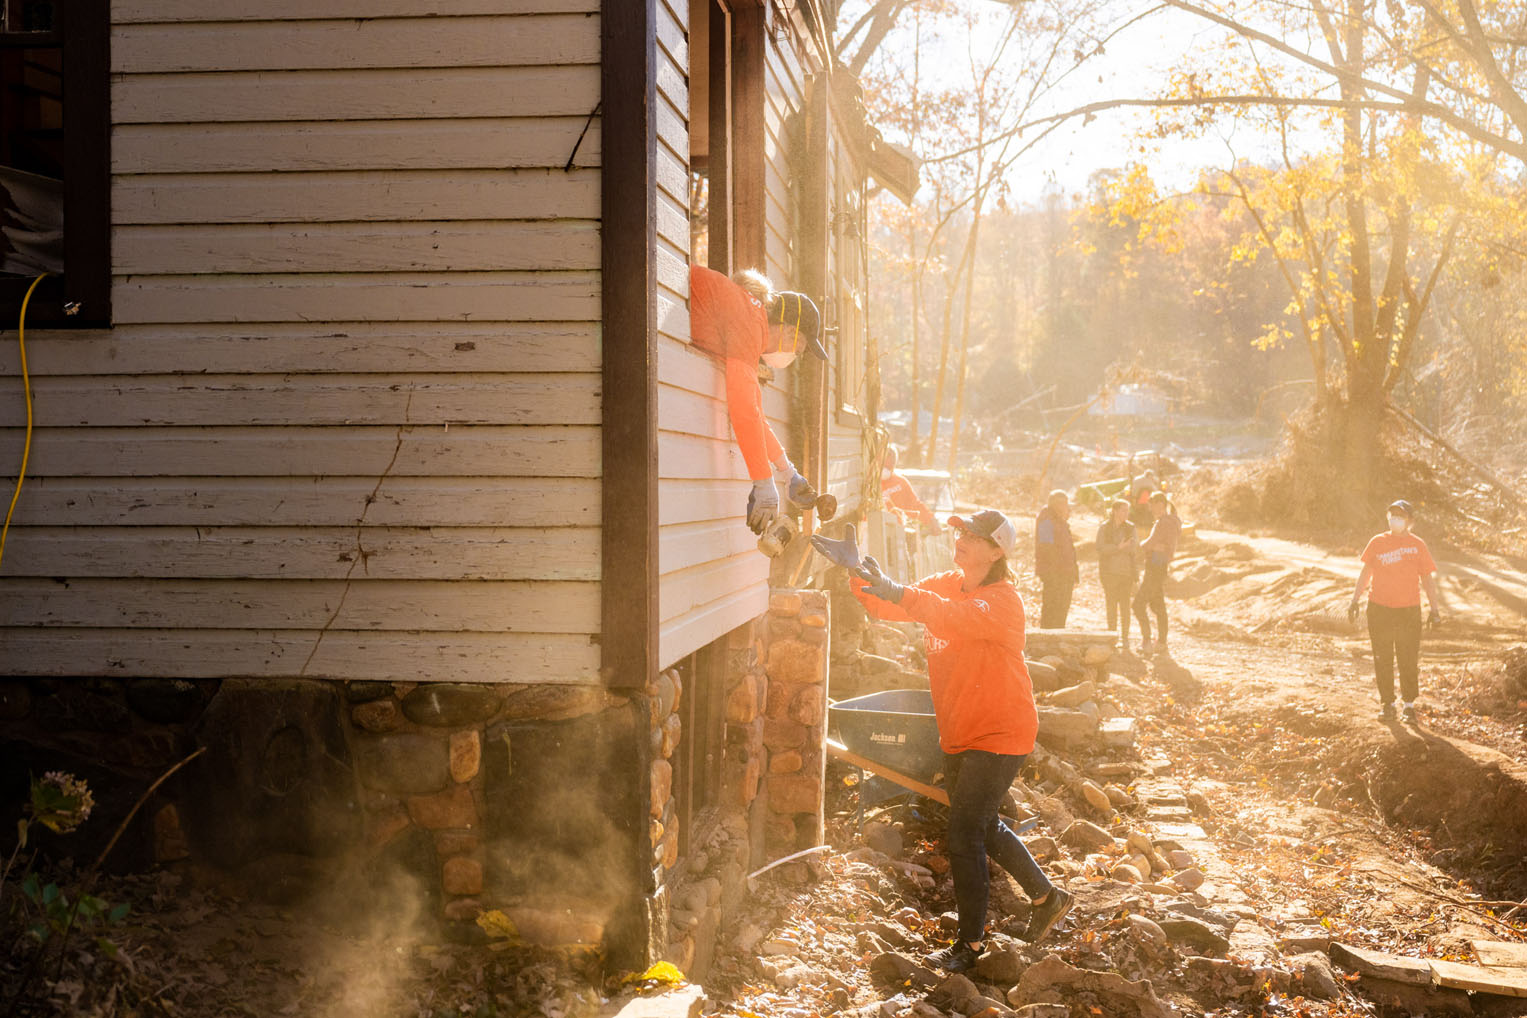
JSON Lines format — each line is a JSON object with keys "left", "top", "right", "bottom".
{"left": 689, "top": 0, "right": 732, "bottom": 274}
{"left": 1, "top": 0, "right": 109, "bottom": 326}
{"left": 671, "top": 637, "right": 728, "bottom": 856}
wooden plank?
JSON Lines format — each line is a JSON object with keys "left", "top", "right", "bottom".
{"left": 658, "top": 384, "right": 731, "bottom": 439}
{"left": 1430, "top": 960, "right": 1527, "bottom": 998}
{"left": 659, "top": 552, "right": 763, "bottom": 620}
{"left": 0, "top": 526, "right": 600, "bottom": 580}
{"left": 113, "top": 272, "right": 600, "bottom": 325}
{"left": 658, "top": 479, "right": 742, "bottom": 527}
{"left": 659, "top": 517, "right": 757, "bottom": 575}
{"left": 655, "top": 190, "right": 692, "bottom": 262}
{"left": 827, "top": 739, "right": 950, "bottom": 806}
{"left": 113, "top": 169, "right": 600, "bottom": 225}
{"left": 8, "top": 477, "right": 603, "bottom": 527}
{"left": 2, "top": 628, "right": 601, "bottom": 683}
{"left": 658, "top": 337, "right": 725, "bottom": 398}
{"left": 658, "top": 580, "right": 765, "bottom": 669}
{"left": 112, "top": 15, "right": 599, "bottom": 73}
{"left": 3, "top": 324, "right": 601, "bottom": 376}
{"left": 113, "top": 66, "right": 601, "bottom": 124}
{"left": 1329, "top": 944, "right": 1433, "bottom": 986}
{"left": 0, "top": 426, "right": 602, "bottom": 477}
{"left": 116, "top": 221, "right": 600, "bottom": 275}
{"left": 4, "top": 374, "right": 600, "bottom": 427}
{"left": 1474, "top": 942, "right": 1527, "bottom": 969}
{"left": 654, "top": 0, "right": 688, "bottom": 71}
{"left": 0, "top": 577, "right": 600, "bottom": 632}
{"left": 112, "top": 0, "right": 599, "bottom": 23}
{"left": 655, "top": 130, "right": 690, "bottom": 208}
{"left": 659, "top": 430, "right": 750, "bottom": 481}
{"left": 113, "top": 119, "right": 603, "bottom": 174}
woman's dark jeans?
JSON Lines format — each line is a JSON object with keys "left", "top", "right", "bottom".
{"left": 944, "top": 749, "right": 1053, "bottom": 944}
{"left": 1367, "top": 602, "right": 1422, "bottom": 703}
{"left": 1132, "top": 561, "right": 1168, "bottom": 643}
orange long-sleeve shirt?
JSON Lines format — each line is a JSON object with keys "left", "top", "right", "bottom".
{"left": 688, "top": 264, "right": 785, "bottom": 481}
{"left": 882, "top": 471, "right": 940, "bottom": 529}
{"left": 852, "top": 571, "right": 1037, "bottom": 756}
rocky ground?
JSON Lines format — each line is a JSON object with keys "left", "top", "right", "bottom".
{"left": 3, "top": 522, "right": 1525, "bottom": 1018}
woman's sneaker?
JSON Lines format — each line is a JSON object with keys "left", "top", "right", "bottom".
{"left": 928, "top": 940, "right": 982, "bottom": 974}
{"left": 1378, "top": 702, "right": 1397, "bottom": 721}
{"left": 1023, "top": 887, "right": 1074, "bottom": 943}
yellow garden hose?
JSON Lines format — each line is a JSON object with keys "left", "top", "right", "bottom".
{"left": 0, "top": 272, "right": 46, "bottom": 569}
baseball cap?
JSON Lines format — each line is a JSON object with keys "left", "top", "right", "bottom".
{"left": 948, "top": 509, "right": 1017, "bottom": 557}
{"left": 769, "top": 291, "right": 827, "bottom": 361}
{"left": 1387, "top": 499, "right": 1414, "bottom": 517}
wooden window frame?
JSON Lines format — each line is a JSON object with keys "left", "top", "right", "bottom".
{"left": 0, "top": 0, "right": 110, "bottom": 327}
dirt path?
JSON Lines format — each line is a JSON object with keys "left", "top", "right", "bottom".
{"left": 698, "top": 523, "right": 1527, "bottom": 1018}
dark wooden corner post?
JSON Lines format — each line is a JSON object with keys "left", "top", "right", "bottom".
{"left": 797, "top": 72, "right": 831, "bottom": 496}
{"left": 602, "top": 0, "right": 661, "bottom": 970}
{"left": 731, "top": 1, "right": 767, "bottom": 271}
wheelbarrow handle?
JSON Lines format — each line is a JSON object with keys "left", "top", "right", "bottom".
{"left": 827, "top": 737, "right": 950, "bottom": 807}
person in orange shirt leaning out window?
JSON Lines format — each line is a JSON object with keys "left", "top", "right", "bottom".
{"left": 688, "top": 264, "right": 826, "bottom": 535}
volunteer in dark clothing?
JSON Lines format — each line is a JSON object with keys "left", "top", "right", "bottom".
{"left": 810, "top": 511, "right": 1074, "bottom": 975}
{"left": 1095, "top": 498, "right": 1139, "bottom": 646}
{"left": 1346, "top": 499, "right": 1441, "bottom": 722}
{"left": 1035, "top": 490, "right": 1079, "bottom": 628}
{"left": 1132, "top": 491, "right": 1180, "bottom": 655}
{"left": 688, "top": 264, "right": 826, "bottom": 535}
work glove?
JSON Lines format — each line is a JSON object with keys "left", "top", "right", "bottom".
{"left": 1347, "top": 600, "right": 1361, "bottom": 624}
{"left": 810, "top": 525, "right": 862, "bottom": 572}
{"left": 773, "top": 457, "right": 818, "bottom": 509}
{"left": 1427, "top": 606, "right": 1441, "bottom": 628}
{"left": 746, "top": 477, "right": 779, "bottom": 535}
{"left": 854, "top": 555, "right": 906, "bottom": 604}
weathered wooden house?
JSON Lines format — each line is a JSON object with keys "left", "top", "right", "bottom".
{"left": 0, "top": 0, "right": 914, "bottom": 969}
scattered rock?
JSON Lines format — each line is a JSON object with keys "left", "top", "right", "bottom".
{"left": 1079, "top": 780, "right": 1112, "bottom": 814}
{"left": 1169, "top": 867, "right": 1205, "bottom": 892}
{"left": 975, "top": 944, "right": 1029, "bottom": 984}
{"left": 1289, "top": 951, "right": 1341, "bottom": 999}
{"left": 1009, "top": 957, "right": 1172, "bottom": 1018}
{"left": 928, "top": 973, "right": 982, "bottom": 1012}
{"left": 1185, "top": 789, "right": 1212, "bottom": 815}
{"left": 1104, "top": 784, "right": 1132, "bottom": 807}
{"left": 1024, "top": 835, "right": 1059, "bottom": 860}
{"left": 1165, "top": 849, "right": 1194, "bottom": 869}
{"left": 1013, "top": 1006, "right": 1068, "bottom": 1018}
{"left": 864, "top": 821, "right": 904, "bottom": 860}
{"left": 1111, "top": 863, "right": 1144, "bottom": 883}
{"left": 1125, "top": 914, "right": 1169, "bottom": 950}
{"left": 1060, "top": 819, "right": 1115, "bottom": 852}
{"left": 1048, "top": 681, "right": 1097, "bottom": 709}
{"left": 869, "top": 952, "right": 938, "bottom": 988}
{"left": 1157, "top": 916, "right": 1231, "bottom": 955}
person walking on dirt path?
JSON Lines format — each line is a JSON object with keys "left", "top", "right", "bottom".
{"left": 1132, "top": 491, "right": 1180, "bottom": 655}
{"left": 688, "top": 264, "right": 827, "bottom": 536}
{"left": 1095, "top": 498, "right": 1139, "bottom": 648}
{"left": 809, "top": 511, "right": 1075, "bottom": 975}
{"left": 1346, "top": 499, "right": 1442, "bottom": 723}
{"left": 1035, "top": 490, "right": 1079, "bottom": 628}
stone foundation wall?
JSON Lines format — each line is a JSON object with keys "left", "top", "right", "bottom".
{"left": 760, "top": 590, "right": 829, "bottom": 855}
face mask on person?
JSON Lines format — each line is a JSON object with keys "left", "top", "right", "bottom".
{"left": 761, "top": 349, "right": 798, "bottom": 369}
{"left": 1389, "top": 515, "right": 1408, "bottom": 533}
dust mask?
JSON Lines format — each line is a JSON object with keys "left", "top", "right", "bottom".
{"left": 1388, "top": 516, "right": 1407, "bottom": 533}
{"left": 761, "top": 349, "right": 797, "bottom": 369}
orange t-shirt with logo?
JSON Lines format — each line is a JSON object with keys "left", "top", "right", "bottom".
{"left": 852, "top": 571, "right": 1037, "bottom": 756}
{"left": 1360, "top": 532, "right": 1436, "bottom": 608}
{"left": 688, "top": 265, "right": 783, "bottom": 481}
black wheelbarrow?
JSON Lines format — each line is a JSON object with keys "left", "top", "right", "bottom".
{"left": 828, "top": 689, "right": 946, "bottom": 808}
{"left": 828, "top": 689, "right": 1040, "bottom": 833}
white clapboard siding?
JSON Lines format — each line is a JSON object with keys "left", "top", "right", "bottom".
{"left": 113, "top": 0, "right": 597, "bottom": 24}
{"left": 116, "top": 221, "right": 600, "bottom": 275}
{"left": 113, "top": 272, "right": 599, "bottom": 324}
{"left": 0, "top": 578, "right": 599, "bottom": 632}
{"left": 114, "top": 119, "right": 602, "bottom": 174}
{"left": 2, "top": 324, "right": 601, "bottom": 376}
{"left": 114, "top": 67, "right": 601, "bottom": 124}
{"left": 2, "top": 375, "right": 600, "bottom": 428}
{"left": 659, "top": 581, "right": 766, "bottom": 669}
{"left": 0, "top": 2, "right": 610, "bottom": 688}
{"left": 112, "top": 15, "right": 599, "bottom": 74}
{"left": 114, "top": 170, "right": 600, "bottom": 225}
{"left": 8, "top": 477, "right": 602, "bottom": 528}
{"left": 0, "top": 426, "right": 602, "bottom": 477}
{"left": 0, "top": 526, "right": 600, "bottom": 580}
{"left": 3, "top": 629, "right": 601, "bottom": 684}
